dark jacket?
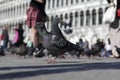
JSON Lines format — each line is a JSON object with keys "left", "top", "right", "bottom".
{"left": 18, "top": 28, "right": 24, "bottom": 44}
{"left": 2, "top": 29, "right": 9, "bottom": 41}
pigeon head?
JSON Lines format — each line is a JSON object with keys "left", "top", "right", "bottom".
{"left": 52, "top": 17, "right": 61, "bottom": 24}
{"left": 55, "top": 17, "right": 61, "bottom": 22}
{"left": 52, "top": 17, "right": 68, "bottom": 26}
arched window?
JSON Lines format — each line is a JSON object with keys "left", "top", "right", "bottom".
{"left": 13, "top": 6, "right": 15, "bottom": 16}
{"left": 76, "top": 0, "right": 79, "bottom": 3}
{"left": 57, "top": 0, "right": 59, "bottom": 7}
{"left": 15, "top": 6, "right": 17, "bottom": 16}
{"left": 60, "top": 14, "right": 63, "bottom": 20}
{"left": 66, "top": 0, "right": 68, "bottom": 5}
{"left": 80, "top": 11, "right": 84, "bottom": 26}
{"left": 65, "top": 13, "right": 68, "bottom": 19}
{"left": 81, "top": 0, "right": 84, "bottom": 2}
{"left": 70, "top": 12, "right": 73, "bottom": 19}
{"left": 55, "top": 15, "right": 58, "bottom": 18}
{"left": 86, "top": 10, "right": 90, "bottom": 26}
{"left": 5, "top": 9, "right": 7, "bottom": 18}
{"left": 65, "top": 13, "right": 69, "bottom": 25}
{"left": 11, "top": 8, "right": 12, "bottom": 16}
{"left": 20, "top": 5, "right": 22, "bottom": 15}
{"left": 71, "top": 0, "right": 73, "bottom": 4}
{"left": 46, "top": 16, "right": 50, "bottom": 29}
{"left": 98, "top": 8, "right": 103, "bottom": 24}
{"left": 26, "top": 2, "right": 29, "bottom": 8}
{"left": 2, "top": 10, "right": 3, "bottom": 18}
{"left": 51, "top": 16, "right": 54, "bottom": 21}
{"left": 64, "top": 13, "right": 68, "bottom": 28}
{"left": 60, "top": 14, "right": 63, "bottom": 28}
{"left": 75, "top": 12, "right": 78, "bottom": 27}
{"left": 92, "top": 9, "right": 96, "bottom": 25}
{"left": 17, "top": 6, "right": 19, "bottom": 16}
{"left": 69, "top": 12, "right": 73, "bottom": 27}
{"left": 6, "top": 8, "right": 8, "bottom": 18}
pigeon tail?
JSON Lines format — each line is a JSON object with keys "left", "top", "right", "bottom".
{"left": 115, "top": 45, "right": 118, "bottom": 48}
{"left": 114, "top": 45, "right": 120, "bottom": 55}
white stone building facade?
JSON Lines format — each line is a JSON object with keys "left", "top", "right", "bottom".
{"left": 0, "top": 0, "right": 110, "bottom": 46}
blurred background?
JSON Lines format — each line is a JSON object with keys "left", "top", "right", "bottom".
{"left": 0, "top": 0, "right": 109, "bottom": 47}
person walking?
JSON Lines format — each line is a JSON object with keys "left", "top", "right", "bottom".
{"left": 107, "top": 0, "right": 120, "bottom": 58}
{"left": 17, "top": 23, "right": 24, "bottom": 47}
{"left": 2, "top": 24, "right": 9, "bottom": 50}
{"left": 26, "top": 0, "right": 48, "bottom": 48}
{"left": 104, "top": 38, "right": 112, "bottom": 57}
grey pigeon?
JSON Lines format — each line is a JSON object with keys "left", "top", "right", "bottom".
{"left": 0, "top": 48, "right": 5, "bottom": 56}
{"left": 10, "top": 44, "right": 27, "bottom": 57}
{"left": 36, "top": 22, "right": 83, "bottom": 63}
{"left": 115, "top": 46, "right": 120, "bottom": 58}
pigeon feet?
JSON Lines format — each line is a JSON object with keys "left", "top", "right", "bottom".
{"left": 47, "top": 57, "right": 57, "bottom": 64}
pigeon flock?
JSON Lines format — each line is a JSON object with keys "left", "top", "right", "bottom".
{"left": 1, "top": 17, "right": 120, "bottom": 63}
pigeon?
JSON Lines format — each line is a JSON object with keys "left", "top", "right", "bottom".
{"left": 50, "top": 17, "right": 75, "bottom": 58}
{"left": 36, "top": 22, "right": 83, "bottom": 63}
{"left": 115, "top": 45, "right": 120, "bottom": 58}
{"left": 16, "top": 44, "right": 27, "bottom": 57}
{"left": 115, "top": 46, "right": 120, "bottom": 53}
{"left": 10, "top": 44, "right": 28, "bottom": 58}
{"left": 0, "top": 48, "right": 5, "bottom": 56}
{"left": 85, "top": 45, "right": 101, "bottom": 58}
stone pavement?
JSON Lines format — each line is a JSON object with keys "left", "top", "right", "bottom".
{"left": 0, "top": 55, "right": 120, "bottom": 80}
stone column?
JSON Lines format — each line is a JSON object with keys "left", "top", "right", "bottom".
{"left": 50, "top": 0, "right": 52, "bottom": 9}
{"left": 96, "top": 8, "right": 98, "bottom": 25}
{"left": 64, "top": 0, "right": 66, "bottom": 6}
{"left": 89, "top": 9, "right": 92, "bottom": 27}
{"left": 55, "top": 0, "right": 58, "bottom": 8}
{"left": 21, "top": 4, "right": 23, "bottom": 15}
{"left": 46, "top": 0, "right": 48, "bottom": 9}
{"left": 18, "top": 6, "right": 21, "bottom": 17}
{"left": 60, "top": 0, "right": 62, "bottom": 7}
{"left": 67, "top": 0, "right": 70, "bottom": 6}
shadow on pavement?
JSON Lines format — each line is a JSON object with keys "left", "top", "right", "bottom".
{"left": 0, "top": 62, "right": 120, "bottom": 79}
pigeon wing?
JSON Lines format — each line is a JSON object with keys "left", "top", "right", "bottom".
{"left": 51, "top": 35, "right": 68, "bottom": 49}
